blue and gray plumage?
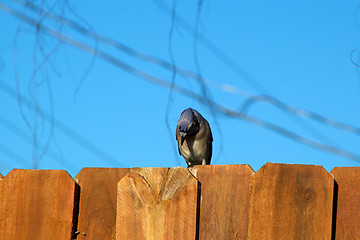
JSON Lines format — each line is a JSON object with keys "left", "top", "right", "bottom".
{"left": 176, "top": 108, "right": 213, "bottom": 167}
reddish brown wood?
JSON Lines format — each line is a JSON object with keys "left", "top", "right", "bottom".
{"left": 192, "top": 164, "right": 254, "bottom": 240}
{"left": 0, "top": 169, "right": 78, "bottom": 240}
{"left": 75, "top": 168, "right": 129, "bottom": 240}
{"left": 116, "top": 167, "right": 199, "bottom": 240}
{"left": 247, "top": 163, "right": 334, "bottom": 240}
{"left": 331, "top": 167, "right": 360, "bottom": 239}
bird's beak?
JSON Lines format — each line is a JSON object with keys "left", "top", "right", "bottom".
{"left": 180, "top": 132, "right": 187, "bottom": 145}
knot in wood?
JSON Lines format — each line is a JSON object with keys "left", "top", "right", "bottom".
{"left": 303, "top": 188, "right": 315, "bottom": 203}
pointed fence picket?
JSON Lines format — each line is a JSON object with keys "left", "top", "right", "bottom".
{"left": 247, "top": 163, "right": 335, "bottom": 240}
{"left": 192, "top": 164, "right": 253, "bottom": 240}
{"left": 331, "top": 167, "right": 360, "bottom": 240}
{"left": 0, "top": 169, "right": 78, "bottom": 239}
{"left": 75, "top": 167, "right": 130, "bottom": 240}
{"left": 116, "top": 167, "right": 199, "bottom": 240}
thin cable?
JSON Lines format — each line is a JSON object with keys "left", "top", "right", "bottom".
{"left": 152, "top": 0, "right": 339, "bottom": 147}
{"left": 165, "top": 0, "right": 182, "bottom": 166}
{"left": 0, "top": 142, "right": 30, "bottom": 167}
{"left": 0, "top": 81, "right": 125, "bottom": 167}
{"left": 240, "top": 95, "right": 360, "bottom": 136}
{"left": 11, "top": 0, "right": 360, "bottom": 138}
{"left": 0, "top": 114, "right": 78, "bottom": 170}
{"left": 1, "top": 3, "right": 360, "bottom": 162}
{"left": 151, "top": 0, "right": 271, "bottom": 95}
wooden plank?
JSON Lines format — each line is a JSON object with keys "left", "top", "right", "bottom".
{"left": 116, "top": 167, "right": 199, "bottom": 240}
{"left": 75, "top": 168, "right": 129, "bottom": 240}
{"left": 247, "top": 163, "right": 334, "bottom": 240}
{"left": 0, "top": 169, "right": 78, "bottom": 240}
{"left": 191, "top": 164, "right": 254, "bottom": 240}
{"left": 331, "top": 167, "right": 360, "bottom": 239}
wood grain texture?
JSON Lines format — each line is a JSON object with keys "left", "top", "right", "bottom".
{"left": 247, "top": 163, "right": 334, "bottom": 240}
{"left": 191, "top": 164, "right": 254, "bottom": 240}
{"left": 0, "top": 169, "right": 78, "bottom": 240}
{"left": 331, "top": 167, "right": 360, "bottom": 239}
{"left": 116, "top": 167, "right": 199, "bottom": 240}
{"left": 75, "top": 168, "right": 129, "bottom": 240}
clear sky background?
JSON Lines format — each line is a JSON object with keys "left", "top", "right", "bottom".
{"left": 0, "top": 0, "right": 360, "bottom": 177}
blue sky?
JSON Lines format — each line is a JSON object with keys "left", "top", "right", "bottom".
{"left": 0, "top": 0, "right": 360, "bottom": 177}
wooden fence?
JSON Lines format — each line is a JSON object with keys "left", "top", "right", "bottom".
{"left": 0, "top": 163, "right": 359, "bottom": 239}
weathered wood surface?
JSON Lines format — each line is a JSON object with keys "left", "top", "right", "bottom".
{"left": 75, "top": 168, "right": 129, "bottom": 240}
{"left": 331, "top": 167, "right": 360, "bottom": 240}
{"left": 247, "top": 163, "right": 334, "bottom": 240}
{"left": 116, "top": 167, "right": 199, "bottom": 240}
{"left": 192, "top": 164, "right": 254, "bottom": 240}
{"left": 0, "top": 169, "right": 78, "bottom": 240}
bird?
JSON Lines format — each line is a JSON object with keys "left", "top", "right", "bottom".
{"left": 176, "top": 108, "right": 213, "bottom": 167}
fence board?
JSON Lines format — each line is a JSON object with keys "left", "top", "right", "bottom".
{"left": 331, "top": 167, "right": 360, "bottom": 239}
{"left": 0, "top": 169, "right": 78, "bottom": 240}
{"left": 247, "top": 163, "right": 334, "bottom": 240}
{"left": 116, "top": 167, "right": 199, "bottom": 240}
{"left": 75, "top": 168, "right": 129, "bottom": 240}
{"left": 192, "top": 164, "right": 253, "bottom": 240}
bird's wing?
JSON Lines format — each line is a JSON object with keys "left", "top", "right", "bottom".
{"left": 205, "top": 120, "right": 213, "bottom": 164}
{"left": 175, "top": 125, "right": 182, "bottom": 156}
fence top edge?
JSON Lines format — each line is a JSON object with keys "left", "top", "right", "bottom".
{"left": 193, "top": 164, "right": 255, "bottom": 173}
{"left": 118, "top": 166, "right": 199, "bottom": 187}
{"left": 78, "top": 167, "right": 130, "bottom": 171}
{"left": 254, "top": 162, "right": 335, "bottom": 179}
{"left": 331, "top": 166, "right": 360, "bottom": 172}
{"left": 128, "top": 166, "right": 194, "bottom": 175}
{"left": 1, "top": 169, "right": 76, "bottom": 183}
{"left": 330, "top": 167, "right": 360, "bottom": 180}
{"left": 75, "top": 167, "right": 130, "bottom": 178}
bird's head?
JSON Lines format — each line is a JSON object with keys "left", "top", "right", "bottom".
{"left": 177, "top": 108, "right": 200, "bottom": 145}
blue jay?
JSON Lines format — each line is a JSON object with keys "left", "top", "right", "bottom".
{"left": 176, "top": 108, "right": 213, "bottom": 167}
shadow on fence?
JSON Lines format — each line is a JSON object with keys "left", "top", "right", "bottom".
{"left": 0, "top": 163, "right": 358, "bottom": 239}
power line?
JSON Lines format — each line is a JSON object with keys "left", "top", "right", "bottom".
{"left": 0, "top": 81, "right": 125, "bottom": 167}
{"left": 151, "top": 0, "right": 272, "bottom": 95}
{"left": 1, "top": 3, "right": 360, "bottom": 162}
{"left": 11, "top": 0, "right": 360, "bottom": 139}
{"left": 2, "top": 3, "right": 359, "bottom": 163}
{"left": 11, "top": 0, "right": 202, "bottom": 82}
{"left": 0, "top": 142, "right": 30, "bottom": 168}
{"left": 240, "top": 95, "right": 360, "bottom": 136}
{"left": 224, "top": 111, "right": 360, "bottom": 162}
{"left": 165, "top": 0, "right": 182, "bottom": 166}
{"left": 0, "top": 114, "right": 78, "bottom": 170}
{"left": 151, "top": 0, "right": 348, "bottom": 147}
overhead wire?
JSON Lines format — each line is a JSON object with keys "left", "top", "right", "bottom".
{"left": 240, "top": 95, "right": 360, "bottom": 136}
{"left": 151, "top": 0, "right": 340, "bottom": 147}
{"left": 1, "top": 2, "right": 359, "bottom": 162}
{"left": 9, "top": 0, "right": 360, "bottom": 137}
{"left": 0, "top": 114, "right": 78, "bottom": 170}
{"left": 165, "top": 0, "right": 182, "bottom": 166}
{"left": 0, "top": 81, "right": 125, "bottom": 167}
{"left": 0, "top": 142, "right": 30, "bottom": 168}
{"left": 192, "top": 0, "right": 224, "bottom": 163}
{"left": 151, "top": 0, "right": 271, "bottom": 95}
